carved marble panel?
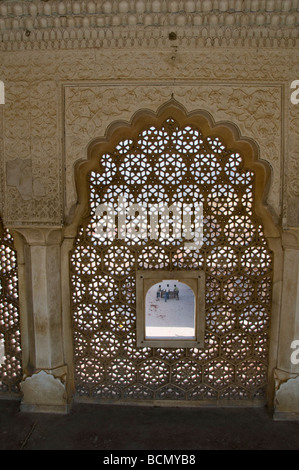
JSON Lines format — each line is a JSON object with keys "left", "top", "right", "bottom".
{"left": 1, "top": 76, "right": 62, "bottom": 225}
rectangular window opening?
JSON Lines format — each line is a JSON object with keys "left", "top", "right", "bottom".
{"left": 136, "top": 270, "right": 205, "bottom": 348}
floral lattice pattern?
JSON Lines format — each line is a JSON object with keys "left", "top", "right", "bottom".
{"left": 0, "top": 220, "right": 22, "bottom": 395}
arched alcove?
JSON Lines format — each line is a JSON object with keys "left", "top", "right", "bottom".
{"left": 67, "top": 100, "right": 280, "bottom": 406}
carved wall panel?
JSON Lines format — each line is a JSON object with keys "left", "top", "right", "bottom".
{"left": 0, "top": 44, "right": 297, "bottom": 227}
{"left": 1, "top": 78, "right": 62, "bottom": 226}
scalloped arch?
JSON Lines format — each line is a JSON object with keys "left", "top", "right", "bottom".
{"left": 69, "top": 98, "right": 278, "bottom": 240}
{"left": 69, "top": 99, "right": 281, "bottom": 404}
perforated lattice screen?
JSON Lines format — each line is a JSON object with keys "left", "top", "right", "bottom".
{"left": 0, "top": 220, "right": 22, "bottom": 395}
{"left": 71, "top": 117, "right": 273, "bottom": 403}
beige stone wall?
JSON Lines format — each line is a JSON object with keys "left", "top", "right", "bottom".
{"left": 1, "top": 48, "right": 299, "bottom": 227}
{"left": 0, "top": 0, "right": 298, "bottom": 416}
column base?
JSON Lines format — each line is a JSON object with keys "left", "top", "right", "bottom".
{"left": 20, "top": 369, "right": 70, "bottom": 414}
{"left": 273, "top": 370, "right": 299, "bottom": 421}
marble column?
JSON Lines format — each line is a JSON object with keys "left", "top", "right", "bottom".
{"left": 12, "top": 227, "right": 70, "bottom": 413}
{"left": 273, "top": 229, "right": 299, "bottom": 420}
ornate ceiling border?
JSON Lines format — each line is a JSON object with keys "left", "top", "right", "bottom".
{"left": 0, "top": 0, "right": 298, "bottom": 50}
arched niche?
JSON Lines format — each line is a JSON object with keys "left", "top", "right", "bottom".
{"left": 64, "top": 99, "right": 281, "bottom": 407}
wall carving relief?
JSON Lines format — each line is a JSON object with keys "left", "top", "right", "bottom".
{"left": 0, "top": 44, "right": 297, "bottom": 227}
{"left": 287, "top": 95, "right": 299, "bottom": 226}
{"left": 0, "top": 0, "right": 298, "bottom": 51}
{"left": 1, "top": 77, "right": 62, "bottom": 225}
{"left": 6, "top": 158, "right": 46, "bottom": 201}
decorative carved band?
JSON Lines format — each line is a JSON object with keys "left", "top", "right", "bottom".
{"left": 0, "top": 0, "right": 298, "bottom": 50}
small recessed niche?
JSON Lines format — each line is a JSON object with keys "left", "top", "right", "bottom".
{"left": 136, "top": 270, "right": 205, "bottom": 348}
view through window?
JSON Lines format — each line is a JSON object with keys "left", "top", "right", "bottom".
{"left": 145, "top": 280, "right": 195, "bottom": 340}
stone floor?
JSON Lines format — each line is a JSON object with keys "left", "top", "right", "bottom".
{"left": 1, "top": 399, "right": 299, "bottom": 451}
